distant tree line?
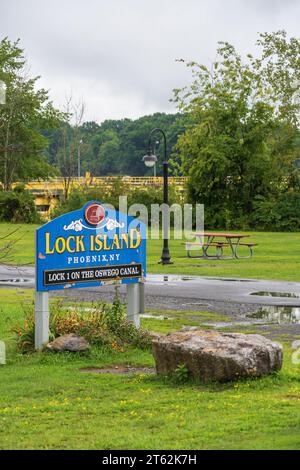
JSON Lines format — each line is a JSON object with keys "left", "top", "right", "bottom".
{"left": 44, "top": 112, "right": 185, "bottom": 178}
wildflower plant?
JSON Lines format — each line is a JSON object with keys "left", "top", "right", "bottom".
{"left": 12, "top": 299, "right": 152, "bottom": 353}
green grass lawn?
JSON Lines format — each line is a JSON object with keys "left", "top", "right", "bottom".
{"left": 0, "top": 288, "right": 300, "bottom": 450}
{"left": 1, "top": 223, "right": 300, "bottom": 281}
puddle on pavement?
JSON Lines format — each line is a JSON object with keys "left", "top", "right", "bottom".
{"left": 202, "top": 320, "right": 256, "bottom": 328}
{"left": 162, "top": 275, "right": 194, "bottom": 282}
{"left": 247, "top": 306, "right": 300, "bottom": 324}
{"left": 152, "top": 275, "right": 260, "bottom": 283}
{"left": 207, "top": 278, "right": 257, "bottom": 282}
{"left": 148, "top": 275, "right": 196, "bottom": 284}
{"left": 140, "top": 314, "right": 173, "bottom": 320}
{"left": 250, "top": 291, "right": 300, "bottom": 298}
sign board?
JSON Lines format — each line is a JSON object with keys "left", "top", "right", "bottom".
{"left": 36, "top": 201, "right": 146, "bottom": 291}
{"left": 34, "top": 201, "right": 146, "bottom": 349}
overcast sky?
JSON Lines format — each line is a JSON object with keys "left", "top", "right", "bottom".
{"left": 1, "top": 0, "right": 299, "bottom": 123}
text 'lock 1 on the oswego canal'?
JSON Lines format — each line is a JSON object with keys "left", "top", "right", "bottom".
{"left": 35, "top": 201, "right": 146, "bottom": 349}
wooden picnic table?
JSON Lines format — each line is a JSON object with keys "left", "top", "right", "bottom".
{"left": 185, "top": 232, "right": 257, "bottom": 260}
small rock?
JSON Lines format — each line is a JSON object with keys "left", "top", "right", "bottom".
{"left": 47, "top": 334, "right": 90, "bottom": 352}
{"left": 152, "top": 329, "right": 283, "bottom": 382}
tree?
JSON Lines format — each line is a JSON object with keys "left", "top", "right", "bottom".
{"left": 172, "top": 31, "right": 300, "bottom": 228}
{"left": 54, "top": 96, "right": 85, "bottom": 199}
{"left": 0, "top": 38, "right": 62, "bottom": 189}
{"left": 97, "top": 129, "right": 121, "bottom": 175}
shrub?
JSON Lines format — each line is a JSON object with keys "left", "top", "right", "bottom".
{"left": 191, "top": 190, "right": 300, "bottom": 232}
{"left": 173, "top": 363, "right": 190, "bottom": 384}
{"left": 50, "top": 303, "right": 114, "bottom": 347}
{"left": 252, "top": 192, "right": 300, "bottom": 231}
{"left": 102, "top": 297, "right": 152, "bottom": 349}
{"left": 12, "top": 299, "right": 152, "bottom": 353}
{"left": 0, "top": 185, "right": 39, "bottom": 223}
{"left": 51, "top": 178, "right": 130, "bottom": 219}
{"left": 51, "top": 182, "right": 183, "bottom": 224}
{"left": 12, "top": 312, "right": 36, "bottom": 353}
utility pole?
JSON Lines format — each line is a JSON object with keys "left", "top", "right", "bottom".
{"left": 77, "top": 139, "right": 83, "bottom": 178}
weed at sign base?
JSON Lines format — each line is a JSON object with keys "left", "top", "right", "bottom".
{"left": 11, "top": 298, "right": 153, "bottom": 354}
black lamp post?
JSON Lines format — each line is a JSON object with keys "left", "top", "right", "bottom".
{"left": 142, "top": 128, "right": 173, "bottom": 265}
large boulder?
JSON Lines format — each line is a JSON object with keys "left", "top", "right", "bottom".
{"left": 152, "top": 328, "right": 282, "bottom": 382}
{"left": 47, "top": 334, "right": 90, "bottom": 352}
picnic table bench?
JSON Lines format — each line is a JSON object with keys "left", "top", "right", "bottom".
{"left": 184, "top": 232, "right": 257, "bottom": 260}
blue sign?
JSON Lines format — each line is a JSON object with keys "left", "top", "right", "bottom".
{"left": 36, "top": 201, "right": 146, "bottom": 292}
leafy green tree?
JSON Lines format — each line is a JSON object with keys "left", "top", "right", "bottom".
{"left": 97, "top": 129, "right": 121, "bottom": 175}
{"left": 0, "top": 184, "right": 38, "bottom": 223}
{"left": 0, "top": 38, "right": 61, "bottom": 189}
{"left": 172, "top": 31, "right": 300, "bottom": 228}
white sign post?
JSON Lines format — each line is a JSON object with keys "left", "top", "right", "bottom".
{"left": 35, "top": 292, "right": 49, "bottom": 350}
{"left": 126, "top": 282, "right": 145, "bottom": 327}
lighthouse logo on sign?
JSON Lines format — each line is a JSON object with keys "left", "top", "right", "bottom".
{"left": 85, "top": 203, "right": 105, "bottom": 226}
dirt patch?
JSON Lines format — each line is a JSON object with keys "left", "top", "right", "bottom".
{"left": 80, "top": 365, "right": 155, "bottom": 375}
